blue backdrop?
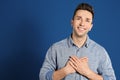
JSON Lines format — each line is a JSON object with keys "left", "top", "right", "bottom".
{"left": 0, "top": 0, "right": 119, "bottom": 80}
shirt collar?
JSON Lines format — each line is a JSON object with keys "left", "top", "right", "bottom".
{"left": 67, "top": 35, "right": 90, "bottom": 48}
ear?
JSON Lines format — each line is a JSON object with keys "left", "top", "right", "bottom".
{"left": 89, "top": 23, "right": 93, "bottom": 31}
{"left": 71, "top": 19, "right": 73, "bottom": 27}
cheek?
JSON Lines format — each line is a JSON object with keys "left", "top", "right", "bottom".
{"left": 71, "top": 22, "right": 77, "bottom": 28}
{"left": 86, "top": 24, "right": 92, "bottom": 28}
{"left": 87, "top": 25, "right": 92, "bottom": 31}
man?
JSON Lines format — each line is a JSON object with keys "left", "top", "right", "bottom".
{"left": 39, "top": 3, "right": 116, "bottom": 80}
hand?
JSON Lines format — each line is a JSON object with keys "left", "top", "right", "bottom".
{"left": 52, "top": 60, "right": 76, "bottom": 80}
{"left": 64, "top": 60, "right": 76, "bottom": 75}
{"left": 69, "top": 56, "right": 91, "bottom": 76}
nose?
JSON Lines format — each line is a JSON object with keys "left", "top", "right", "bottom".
{"left": 79, "top": 20, "right": 85, "bottom": 26}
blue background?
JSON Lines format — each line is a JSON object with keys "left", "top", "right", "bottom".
{"left": 0, "top": 0, "right": 119, "bottom": 80}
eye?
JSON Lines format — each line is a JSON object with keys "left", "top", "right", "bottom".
{"left": 86, "top": 18, "right": 91, "bottom": 23}
{"left": 76, "top": 16, "right": 82, "bottom": 20}
{"left": 86, "top": 20, "right": 90, "bottom": 22}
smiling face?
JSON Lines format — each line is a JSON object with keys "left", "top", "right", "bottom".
{"left": 71, "top": 10, "right": 93, "bottom": 38}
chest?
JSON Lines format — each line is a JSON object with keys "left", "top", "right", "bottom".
{"left": 56, "top": 47, "right": 100, "bottom": 72}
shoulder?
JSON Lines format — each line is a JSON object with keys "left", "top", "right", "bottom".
{"left": 52, "top": 38, "right": 68, "bottom": 48}
{"left": 89, "top": 39, "right": 110, "bottom": 60}
{"left": 49, "top": 37, "right": 68, "bottom": 50}
{"left": 89, "top": 39, "right": 108, "bottom": 55}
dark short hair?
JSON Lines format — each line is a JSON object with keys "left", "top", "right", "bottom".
{"left": 72, "top": 3, "right": 94, "bottom": 19}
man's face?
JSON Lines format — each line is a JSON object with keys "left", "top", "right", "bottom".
{"left": 71, "top": 10, "right": 93, "bottom": 37}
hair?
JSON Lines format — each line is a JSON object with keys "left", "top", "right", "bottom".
{"left": 72, "top": 3, "right": 94, "bottom": 19}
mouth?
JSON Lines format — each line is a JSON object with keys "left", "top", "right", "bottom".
{"left": 77, "top": 27, "right": 86, "bottom": 31}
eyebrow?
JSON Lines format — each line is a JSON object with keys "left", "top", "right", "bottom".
{"left": 76, "top": 16, "right": 92, "bottom": 20}
{"left": 86, "top": 18, "right": 92, "bottom": 21}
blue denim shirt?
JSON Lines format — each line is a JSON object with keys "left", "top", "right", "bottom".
{"left": 39, "top": 36, "right": 116, "bottom": 80}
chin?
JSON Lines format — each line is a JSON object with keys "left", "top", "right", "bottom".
{"left": 77, "top": 34, "right": 87, "bottom": 37}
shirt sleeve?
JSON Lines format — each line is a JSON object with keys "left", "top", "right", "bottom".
{"left": 39, "top": 45, "right": 57, "bottom": 80}
{"left": 97, "top": 49, "right": 116, "bottom": 80}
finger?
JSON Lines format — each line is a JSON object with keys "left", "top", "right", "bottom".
{"left": 79, "top": 57, "right": 88, "bottom": 62}
{"left": 70, "top": 56, "right": 79, "bottom": 62}
{"left": 69, "top": 60, "right": 77, "bottom": 69}
{"left": 70, "top": 57, "right": 80, "bottom": 65}
{"left": 69, "top": 58, "right": 76, "bottom": 64}
{"left": 80, "top": 57, "right": 88, "bottom": 59}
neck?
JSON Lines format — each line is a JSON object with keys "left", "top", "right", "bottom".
{"left": 72, "top": 34, "right": 87, "bottom": 48}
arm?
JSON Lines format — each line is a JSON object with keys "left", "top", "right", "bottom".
{"left": 39, "top": 46, "right": 57, "bottom": 80}
{"left": 84, "top": 70, "right": 103, "bottom": 80}
{"left": 97, "top": 49, "right": 116, "bottom": 80}
{"left": 39, "top": 46, "right": 75, "bottom": 80}
{"left": 52, "top": 61, "right": 75, "bottom": 80}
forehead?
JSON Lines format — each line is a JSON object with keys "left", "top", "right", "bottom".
{"left": 75, "top": 10, "right": 92, "bottom": 19}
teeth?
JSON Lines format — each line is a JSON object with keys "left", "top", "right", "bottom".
{"left": 80, "top": 28, "right": 84, "bottom": 30}
{"left": 78, "top": 27, "right": 84, "bottom": 30}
